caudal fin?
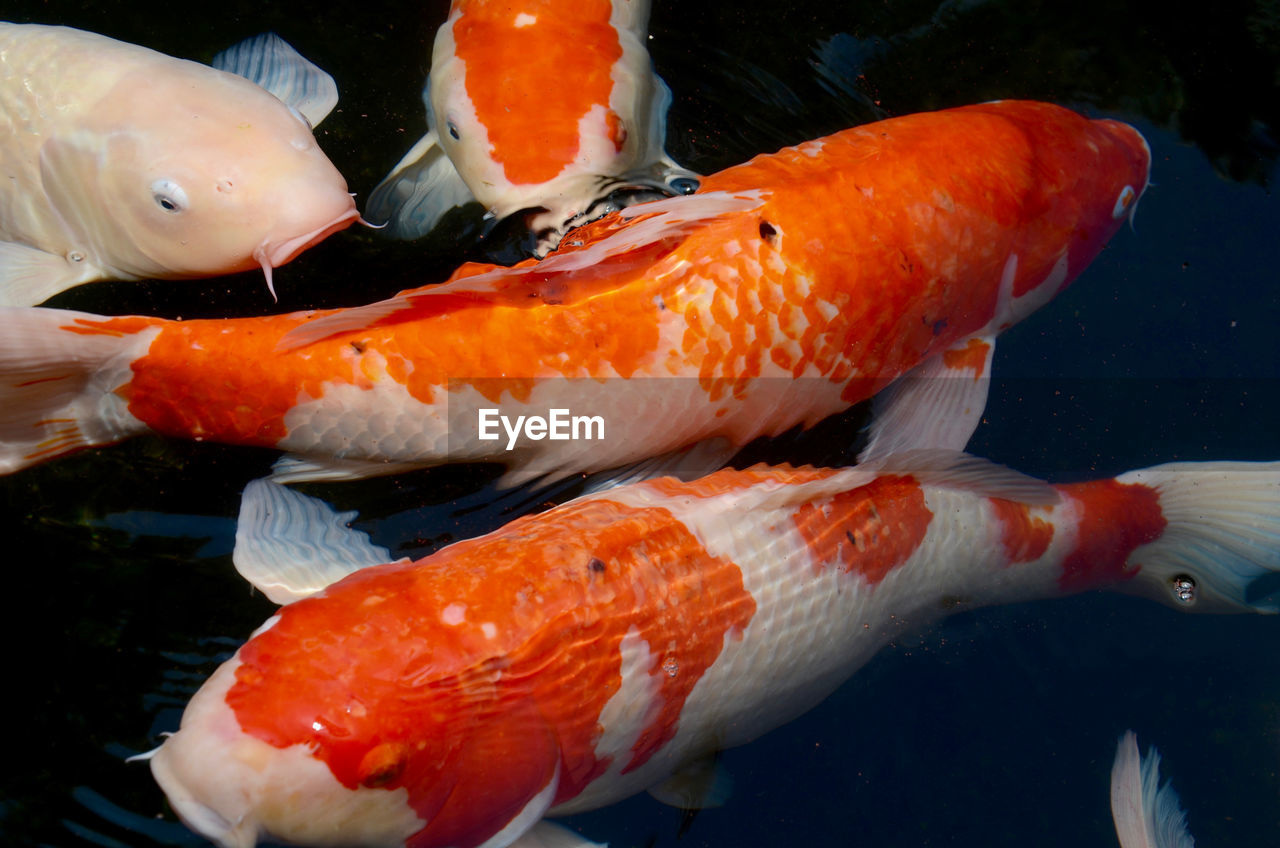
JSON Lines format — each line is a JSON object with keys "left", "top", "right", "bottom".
{"left": 1110, "top": 730, "right": 1195, "bottom": 848}
{"left": 1117, "top": 462, "right": 1280, "bottom": 613}
{"left": 0, "top": 306, "right": 154, "bottom": 474}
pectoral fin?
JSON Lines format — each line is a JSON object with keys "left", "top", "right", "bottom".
{"left": 0, "top": 241, "right": 92, "bottom": 306}
{"left": 364, "top": 129, "right": 477, "bottom": 239}
{"left": 213, "top": 32, "right": 339, "bottom": 127}
{"left": 857, "top": 334, "right": 995, "bottom": 465}
{"left": 233, "top": 477, "right": 399, "bottom": 604}
{"left": 647, "top": 754, "right": 733, "bottom": 810}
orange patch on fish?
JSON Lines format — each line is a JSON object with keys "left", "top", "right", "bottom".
{"left": 1057, "top": 479, "right": 1166, "bottom": 591}
{"left": 226, "top": 496, "right": 755, "bottom": 843}
{"left": 793, "top": 476, "right": 934, "bottom": 583}
{"left": 453, "top": 0, "right": 622, "bottom": 184}
{"left": 990, "top": 498, "right": 1054, "bottom": 563}
{"left": 941, "top": 337, "right": 991, "bottom": 379}
{"left": 639, "top": 464, "right": 844, "bottom": 500}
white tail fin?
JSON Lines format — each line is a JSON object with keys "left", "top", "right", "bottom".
{"left": 0, "top": 306, "right": 154, "bottom": 474}
{"left": 1110, "top": 731, "right": 1195, "bottom": 848}
{"left": 1117, "top": 462, "right": 1280, "bottom": 612}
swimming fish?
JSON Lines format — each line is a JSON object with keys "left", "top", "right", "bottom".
{"left": 0, "top": 24, "right": 359, "bottom": 306}
{"left": 0, "top": 101, "right": 1148, "bottom": 483}
{"left": 1111, "top": 730, "right": 1197, "bottom": 848}
{"left": 364, "top": 0, "right": 697, "bottom": 258}
{"left": 148, "top": 453, "right": 1280, "bottom": 847}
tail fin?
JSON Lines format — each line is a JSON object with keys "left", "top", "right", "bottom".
{"left": 1117, "top": 462, "right": 1280, "bottom": 613}
{"left": 1110, "top": 730, "right": 1195, "bottom": 848}
{"left": 0, "top": 306, "right": 155, "bottom": 474}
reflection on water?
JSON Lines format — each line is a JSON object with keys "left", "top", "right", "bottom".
{"left": 2, "top": 0, "right": 1278, "bottom": 845}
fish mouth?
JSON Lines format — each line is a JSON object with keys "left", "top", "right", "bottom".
{"left": 256, "top": 207, "right": 361, "bottom": 269}
{"left": 253, "top": 207, "right": 360, "bottom": 301}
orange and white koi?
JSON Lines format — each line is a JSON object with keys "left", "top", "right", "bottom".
{"left": 148, "top": 454, "right": 1280, "bottom": 847}
{"left": 365, "top": 0, "right": 696, "bottom": 256}
{"left": 0, "top": 101, "right": 1149, "bottom": 483}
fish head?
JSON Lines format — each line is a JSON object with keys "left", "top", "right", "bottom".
{"left": 428, "top": 0, "right": 691, "bottom": 228}
{"left": 964, "top": 102, "right": 1153, "bottom": 329}
{"left": 58, "top": 60, "right": 357, "bottom": 285}
{"left": 151, "top": 565, "right": 563, "bottom": 848}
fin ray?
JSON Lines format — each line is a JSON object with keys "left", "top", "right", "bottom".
{"left": 212, "top": 32, "right": 338, "bottom": 127}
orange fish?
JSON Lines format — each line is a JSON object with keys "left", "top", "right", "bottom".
{"left": 0, "top": 101, "right": 1148, "bottom": 483}
{"left": 147, "top": 453, "right": 1280, "bottom": 847}
{"left": 365, "top": 0, "right": 696, "bottom": 257}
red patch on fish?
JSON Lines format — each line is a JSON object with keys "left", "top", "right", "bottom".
{"left": 453, "top": 0, "right": 622, "bottom": 184}
{"left": 792, "top": 476, "right": 933, "bottom": 584}
{"left": 226, "top": 497, "right": 755, "bottom": 846}
{"left": 639, "top": 464, "right": 843, "bottom": 500}
{"left": 1057, "top": 479, "right": 1166, "bottom": 591}
{"left": 990, "top": 498, "right": 1054, "bottom": 563}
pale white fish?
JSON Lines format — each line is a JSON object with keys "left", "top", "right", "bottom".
{"left": 1111, "top": 731, "right": 1196, "bottom": 848}
{"left": 0, "top": 23, "right": 359, "bottom": 306}
{"left": 365, "top": 0, "right": 698, "bottom": 258}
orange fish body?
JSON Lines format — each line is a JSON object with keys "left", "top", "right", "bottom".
{"left": 366, "top": 0, "right": 694, "bottom": 255}
{"left": 149, "top": 456, "right": 1280, "bottom": 847}
{"left": 0, "top": 101, "right": 1149, "bottom": 482}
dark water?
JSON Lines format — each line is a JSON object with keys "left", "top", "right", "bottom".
{"left": 3, "top": 0, "right": 1279, "bottom": 846}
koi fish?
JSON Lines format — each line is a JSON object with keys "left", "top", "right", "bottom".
{"left": 364, "top": 0, "right": 697, "bottom": 258}
{"left": 147, "top": 453, "right": 1280, "bottom": 847}
{"left": 0, "top": 101, "right": 1148, "bottom": 483}
{"left": 0, "top": 24, "right": 359, "bottom": 306}
{"left": 1110, "top": 731, "right": 1197, "bottom": 848}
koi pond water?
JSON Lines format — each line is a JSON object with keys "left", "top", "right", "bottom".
{"left": 2, "top": 0, "right": 1279, "bottom": 845}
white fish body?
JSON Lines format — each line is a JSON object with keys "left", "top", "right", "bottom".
{"left": 0, "top": 23, "right": 359, "bottom": 305}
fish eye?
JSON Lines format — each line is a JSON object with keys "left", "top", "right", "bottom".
{"left": 1112, "top": 184, "right": 1136, "bottom": 219}
{"left": 151, "top": 179, "right": 188, "bottom": 214}
{"left": 669, "top": 177, "right": 699, "bottom": 195}
{"left": 446, "top": 119, "right": 461, "bottom": 141}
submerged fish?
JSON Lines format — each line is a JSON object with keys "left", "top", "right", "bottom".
{"left": 0, "top": 101, "right": 1148, "bottom": 483}
{"left": 365, "top": 0, "right": 697, "bottom": 257}
{"left": 0, "top": 24, "right": 359, "bottom": 306}
{"left": 148, "top": 454, "right": 1280, "bottom": 847}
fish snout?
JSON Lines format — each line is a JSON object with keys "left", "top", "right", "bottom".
{"left": 148, "top": 662, "right": 267, "bottom": 848}
{"left": 258, "top": 199, "right": 360, "bottom": 270}
{"left": 151, "top": 654, "right": 428, "bottom": 846}
{"left": 252, "top": 199, "right": 359, "bottom": 299}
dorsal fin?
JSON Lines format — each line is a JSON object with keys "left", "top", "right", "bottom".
{"left": 213, "top": 32, "right": 338, "bottom": 127}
